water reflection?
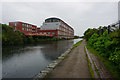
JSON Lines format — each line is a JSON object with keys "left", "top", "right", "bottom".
{"left": 41, "top": 40, "right": 74, "bottom": 60}
{"left": 2, "top": 39, "right": 81, "bottom": 78}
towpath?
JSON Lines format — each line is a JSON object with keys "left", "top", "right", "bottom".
{"left": 47, "top": 40, "right": 91, "bottom": 78}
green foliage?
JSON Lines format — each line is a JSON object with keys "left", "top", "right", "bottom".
{"left": 84, "top": 28, "right": 98, "bottom": 41}
{"left": 2, "top": 24, "right": 26, "bottom": 46}
{"left": 27, "top": 36, "right": 34, "bottom": 44}
{"left": 74, "top": 35, "right": 80, "bottom": 39}
{"left": 86, "top": 45, "right": 120, "bottom": 79}
{"left": 88, "top": 33, "right": 99, "bottom": 46}
{"left": 2, "top": 24, "right": 71, "bottom": 46}
{"left": 84, "top": 27, "right": 120, "bottom": 76}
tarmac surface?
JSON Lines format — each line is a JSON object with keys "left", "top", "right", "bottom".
{"left": 47, "top": 40, "right": 91, "bottom": 78}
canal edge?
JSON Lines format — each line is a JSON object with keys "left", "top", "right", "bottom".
{"left": 33, "top": 46, "right": 73, "bottom": 80}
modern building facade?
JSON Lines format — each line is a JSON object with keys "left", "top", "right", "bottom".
{"left": 9, "top": 21, "right": 37, "bottom": 35}
{"left": 9, "top": 17, "right": 74, "bottom": 38}
{"left": 39, "top": 18, "right": 74, "bottom": 38}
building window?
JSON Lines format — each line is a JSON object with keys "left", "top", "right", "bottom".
{"left": 48, "top": 32, "right": 51, "bottom": 34}
{"left": 52, "top": 32, "right": 55, "bottom": 36}
{"left": 25, "top": 24, "right": 26, "bottom": 27}
{"left": 27, "top": 25, "right": 28, "bottom": 27}
{"left": 15, "top": 23, "right": 17, "bottom": 26}
{"left": 22, "top": 28, "right": 24, "bottom": 30}
{"left": 22, "top": 24, "right": 24, "bottom": 26}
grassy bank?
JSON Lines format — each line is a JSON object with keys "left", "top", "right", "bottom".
{"left": 85, "top": 48, "right": 95, "bottom": 78}
{"left": 73, "top": 40, "right": 83, "bottom": 48}
{"left": 86, "top": 45, "right": 120, "bottom": 79}
{"left": 84, "top": 27, "right": 120, "bottom": 79}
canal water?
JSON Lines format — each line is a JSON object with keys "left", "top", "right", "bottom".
{"left": 2, "top": 39, "right": 82, "bottom": 78}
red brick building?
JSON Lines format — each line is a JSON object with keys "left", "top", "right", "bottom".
{"left": 37, "top": 30, "right": 58, "bottom": 37}
{"left": 9, "top": 21, "right": 37, "bottom": 35}
{"left": 39, "top": 17, "right": 74, "bottom": 38}
{"left": 9, "top": 18, "right": 74, "bottom": 38}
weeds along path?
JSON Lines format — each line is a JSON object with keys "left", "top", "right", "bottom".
{"left": 47, "top": 40, "right": 91, "bottom": 78}
{"left": 87, "top": 48, "right": 113, "bottom": 78}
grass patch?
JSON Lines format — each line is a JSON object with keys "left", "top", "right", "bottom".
{"left": 84, "top": 46, "right": 95, "bottom": 78}
{"left": 73, "top": 40, "right": 83, "bottom": 48}
{"left": 88, "top": 57, "right": 95, "bottom": 78}
{"left": 86, "top": 45, "right": 120, "bottom": 79}
{"left": 93, "top": 62, "right": 101, "bottom": 78}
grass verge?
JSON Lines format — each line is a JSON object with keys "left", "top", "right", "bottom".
{"left": 86, "top": 51, "right": 95, "bottom": 78}
{"left": 86, "top": 45, "right": 120, "bottom": 79}
{"left": 85, "top": 46, "right": 99, "bottom": 78}
{"left": 73, "top": 40, "right": 83, "bottom": 48}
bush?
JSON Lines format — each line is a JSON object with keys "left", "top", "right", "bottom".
{"left": 84, "top": 27, "right": 120, "bottom": 72}
{"left": 2, "top": 24, "right": 26, "bottom": 46}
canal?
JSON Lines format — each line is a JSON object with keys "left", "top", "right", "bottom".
{"left": 2, "top": 39, "right": 82, "bottom": 78}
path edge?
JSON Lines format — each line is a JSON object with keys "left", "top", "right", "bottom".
{"left": 85, "top": 46, "right": 100, "bottom": 78}
{"left": 33, "top": 47, "right": 73, "bottom": 80}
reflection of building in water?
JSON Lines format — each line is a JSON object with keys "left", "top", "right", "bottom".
{"left": 41, "top": 40, "right": 74, "bottom": 60}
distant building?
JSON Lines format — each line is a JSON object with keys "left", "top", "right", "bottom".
{"left": 39, "top": 17, "right": 74, "bottom": 38}
{"left": 9, "top": 17, "right": 74, "bottom": 39}
{"left": 9, "top": 21, "right": 37, "bottom": 35}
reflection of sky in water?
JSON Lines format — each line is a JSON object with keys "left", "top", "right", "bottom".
{"left": 2, "top": 39, "right": 82, "bottom": 78}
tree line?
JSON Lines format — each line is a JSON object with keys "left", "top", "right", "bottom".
{"left": 2, "top": 24, "right": 76, "bottom": 46}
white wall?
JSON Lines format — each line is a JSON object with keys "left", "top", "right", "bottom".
{"left": 40, "top": 22, "right": 60, "bottom": 30}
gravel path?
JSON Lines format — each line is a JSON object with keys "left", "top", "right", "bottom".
{"left": 47, "top": 40, "right": 91, "bottom": 78}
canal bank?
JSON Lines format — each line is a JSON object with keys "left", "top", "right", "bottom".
{"left": 2, "top": 39, "right": 82, "bottom": 78}
{"left": 33, "top": 39, "right": 114, "bottom": 79}
{"left": 47, "top": 40, "right": 91, "bottom": 78}
{"left": 33, "top": 39, "right": 91, "bottom": 79}
{"left": 85, "top": 46, "right": 113, "bottom": 78}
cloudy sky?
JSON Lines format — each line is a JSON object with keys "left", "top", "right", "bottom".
{"left": 1, "top": 0, "right": 120, "bottom": 36}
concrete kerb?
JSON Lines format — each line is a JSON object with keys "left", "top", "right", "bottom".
{"left": 85, "top": 46, "right": 99, "bottom": 78}
{"left": 33, "top": 47, "right": 73, "bottom": 80}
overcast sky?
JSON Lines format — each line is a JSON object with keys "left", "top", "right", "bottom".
{"left": 1, "top": 0, "right": 120, "bottom": 36}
